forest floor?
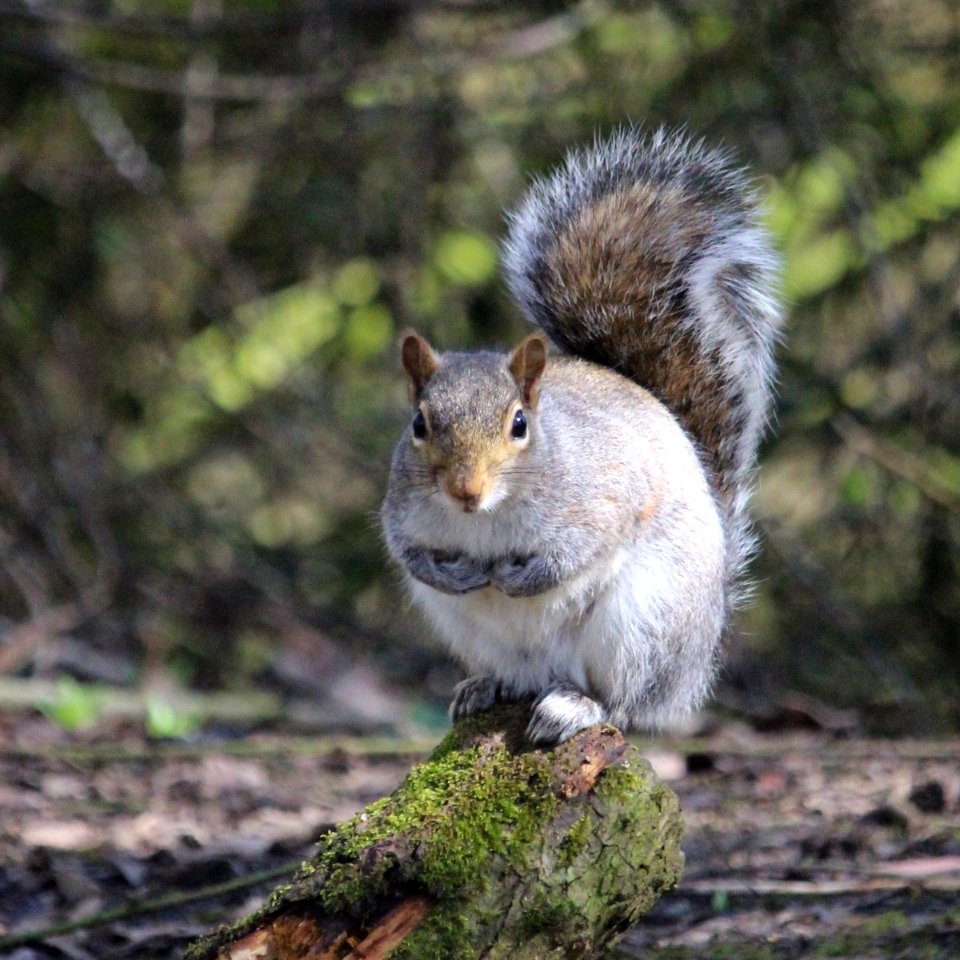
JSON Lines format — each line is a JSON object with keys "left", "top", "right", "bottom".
{"left": 1, "top": 706, "right": 958, "bottom": 960}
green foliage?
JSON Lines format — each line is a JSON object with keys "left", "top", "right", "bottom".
{"left": 0, "top": 0, "right": 958, "bottom": 729}
{"left": 145, "top": 694, "right": 200, "bottom": 739}
{"left": 711, "top": 889, "right": 731, "bottom": 914}
{"left": 43, "top": 676, "right": 103, "bottom": 731}
{"left": 433, "top": 230, "right": 498, "bottom": 286}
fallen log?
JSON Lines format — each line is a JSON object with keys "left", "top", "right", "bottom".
{"left": 184, "top": 702, "right": 684, "bottom": 960}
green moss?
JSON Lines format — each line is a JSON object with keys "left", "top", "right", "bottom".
{"left": 515, "top": 889, "right": 582, "bottom": 945}
{"left": 311, "top": 721, "right": 559, "bottom": 915}
{"left": 594, "top": 760, "right": 684, "bottom": 884}
{"left": 558, "top": 814, "right": 591, "bottom": 866}
{"left": 616, "top": 909, "right": 959, "bottom": 960}
{"left": 390, "top": 911, "right": 475, "bottom": 960}
{"left": 812, "top": 941, "right": 848, "bottom": 959}
{"left": 631, "top": 947, "right": 780, "bottom": 960}
{"left": 594, "top": 758, "right": 655, "bottom": 805}
{"left": 855, "top": 910, "right": 911, "bottom": 937}
{"left": 809, "top": 910, "right": 939, "bottom": 960}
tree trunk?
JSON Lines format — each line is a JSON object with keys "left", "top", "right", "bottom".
{"left": 184, "top": 702, "right": 684, "bottom": 960}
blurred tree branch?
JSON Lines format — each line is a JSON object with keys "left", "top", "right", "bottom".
{"left": 833, "top": 415, "right": 960, "bottom": 514}
{"left": 0, "top": 0, "right": 511, "bottom": 39}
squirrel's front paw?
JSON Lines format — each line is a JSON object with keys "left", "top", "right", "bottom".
{"left": 526, "top": 684, "right": 607, "bottom": 745}
{"left": 449, "top": 675, "right": 499, "bottom": 722}
{"left": 433, "top": 552, "right": 491, "bottom": 593}
{"left": 405, "top": 549, "right": 491, "bottom": 594}
{"left": 490, "top": 554, "right": 557, "bottom": 597}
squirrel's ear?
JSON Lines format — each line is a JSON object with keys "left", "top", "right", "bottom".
{"left": 400, "top": 330, "right": 439, "bottom": 402}
{"left": 508, "top": 332, "right": 548, "bottom": 407}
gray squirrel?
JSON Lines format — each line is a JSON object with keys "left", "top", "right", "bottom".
{"left": 381, "top": 127, "right": 783, "bottom": 744}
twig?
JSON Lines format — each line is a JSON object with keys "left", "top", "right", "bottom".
{"left": 833, "top": 414, "right": 960, "bottom": 513}
{"left": 0, "top": 860, "right": 301, "bottom": 950}
{"left": 3, "top": 732, "right": 436, "bottom": 764}
{"left": 0, "top": 600, "right": 101, "bottom": 674}
{"left": 5, "top": 727, "right": 959, "bottom": 764}
{"left": 681, "top": 876, "right": 960, "bottom": 895}
{"left": 0, "top": 0, "right": 508, "bottom": 38}
{"left": 635, "top": 735, "right": 960, "bottom": 761}
{"left": 2, "top": 4, "right": 593, "bottom": 103}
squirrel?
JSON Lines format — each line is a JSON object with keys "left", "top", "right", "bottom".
{"left": 381, "top": 127, "right": 783, "bottom": 744}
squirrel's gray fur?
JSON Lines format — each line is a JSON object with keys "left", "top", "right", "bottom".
{"left": 382, "top": 127, "right": 783, "bottom": 744}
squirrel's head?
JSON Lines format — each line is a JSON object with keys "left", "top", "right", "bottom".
{"left": 398, "top": 330, "right": 547, "bottom": 514}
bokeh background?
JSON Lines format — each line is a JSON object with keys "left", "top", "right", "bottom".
{"left": 1, "top": 0, "right": 958, "bottom": 737}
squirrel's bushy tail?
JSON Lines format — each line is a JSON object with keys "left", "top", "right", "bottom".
{"left": 503, "top": 127, "right": 783, "bottom": 592}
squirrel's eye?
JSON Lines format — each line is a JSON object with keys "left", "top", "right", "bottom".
{"left": 511, "top": 409, "right": 527, "bottom": 440}
{"left": 412, "top": 410, "right": 428, "bottom": 440}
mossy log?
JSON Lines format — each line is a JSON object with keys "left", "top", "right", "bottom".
{"left": 184, "top": 702, "right": 684, "bottom": 960}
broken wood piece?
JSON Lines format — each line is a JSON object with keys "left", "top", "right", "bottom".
{"left": 184, "top": 702, "right": 684, "bottom": 960}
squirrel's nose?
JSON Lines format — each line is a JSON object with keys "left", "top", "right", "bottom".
{"left": 443, "top": 470, "right": 485, "bottom": 511}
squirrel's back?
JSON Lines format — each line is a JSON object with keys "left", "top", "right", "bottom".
{"left": 502, "top": 127, "right": 783, "bottom": 592}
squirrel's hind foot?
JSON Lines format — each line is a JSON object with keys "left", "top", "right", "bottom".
{"left": 526, "top": 684, "right": 607, "bottom": 745}
{"left": 449, "top": 675, "right": 499, "bottom": 722}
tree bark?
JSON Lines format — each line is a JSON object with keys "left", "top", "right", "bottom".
{"left": 184, "top": 702, "right": 684, "bottom": 960}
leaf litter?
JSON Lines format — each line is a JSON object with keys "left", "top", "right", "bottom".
{"left": 0, "top": 709, "right": 958, "bottom": 959}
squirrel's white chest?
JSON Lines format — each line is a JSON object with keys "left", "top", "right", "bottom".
{"left": 408, "top": 550, "right": 624, "bottom": 694}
